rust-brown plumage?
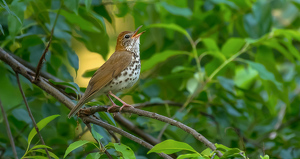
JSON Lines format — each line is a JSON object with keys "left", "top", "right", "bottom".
{"left": 68, "top": 26, "right": 144, "bottom": 118}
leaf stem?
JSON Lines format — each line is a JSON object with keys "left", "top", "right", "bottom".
{"left": 207, "top": 43, "right": 250, "bottom": 82}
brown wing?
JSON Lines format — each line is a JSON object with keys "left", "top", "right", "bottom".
{"left": 81, "top": 50, "right": 132, "bottom": 103}
{"left": 68, "top": 51, "right": 132, "bottom": 118}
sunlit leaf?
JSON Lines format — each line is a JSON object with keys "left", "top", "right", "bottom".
{"left": 106, "top": 143, "right": 135, "bottom": 159}
{"left": 177, "top": 153, "right": 202, "bottom": 159}
{"left": 148, "top": 23, "right": 188, "bottom": 36}
{"left": 148, "top": 139, "right": 199, "bottom": 155}
{"left": 86, "top": 152, "right": 101, "bottom": 159}
{"left": 221, "top": 38, "right": 245, "bottom": 57}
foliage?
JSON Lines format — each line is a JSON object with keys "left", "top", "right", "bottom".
{"left": 0, "top": 0, "right": 300, "bottom": 158}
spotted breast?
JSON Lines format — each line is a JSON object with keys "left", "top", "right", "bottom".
{"left": 101, "top": 38, "right": 141, "bottom": 94}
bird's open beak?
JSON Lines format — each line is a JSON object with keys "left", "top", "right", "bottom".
{"left": 132, "top": 25, "right": 145, "bottom": 38}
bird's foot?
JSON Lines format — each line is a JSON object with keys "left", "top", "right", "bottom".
{"left": 107, "top": 104, "right": 119, "bottom": 113}
{"left": 119, "top": 104, "right": 134, "bottom": 112}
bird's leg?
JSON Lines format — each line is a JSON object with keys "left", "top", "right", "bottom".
{"left": 107, "top": 94, "right": 120, "bottom": 114}
{"left": 108, "top": 91, "right": 134, "bottom": 112}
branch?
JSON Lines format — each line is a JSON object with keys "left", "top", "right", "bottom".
{"left": 0, "top": 100, "right": 18, "bottom": 159}
{"left": 34, "top": 8, "right": 60, "bottom": 81}
{"left": 0, "top": 48, "right": 172, "bottom": 159}
{"left": 15, "top": 73, "right": 51, "bottom": 159}
{"left": 86, "top": 106, "right": 223, "bottom": 157}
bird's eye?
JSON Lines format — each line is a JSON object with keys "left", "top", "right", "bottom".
{"left": 124, "top": 35, "right": 130, "bottom": 39}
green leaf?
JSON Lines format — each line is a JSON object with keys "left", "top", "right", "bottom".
{"left": 221, "top": 38, "right": 245, "bottom": 57}
{"left": 160, "top": 1, "right": 192, "bottom": 17}
{"left": 260, "top": 155, "right": 270, "bottom": 159}
{"left": 27, "top": 115, "right": 60, "bottom": 149}
{"left": 31, "top": 149, "right": 59, "bottom": 159}
{"left": 147, "top": 139, "right": 199, "bottom": 155}
{"left": 220, "top": 148, "right": 243, "bottom": 159}
{"left": 201, "top": 148, "right": 214, "bottom": 156}
{"left": 86, "top": 101, "right": 105, "bottom": 106}
{"left": 177, "top": 153, "right": 201, "bottom": 159}
{"left": 215, "top": 144, "right": 231, "bottom": 152}
{"left": 114, "top": 143, "right": 135, "bottom": 159}
{"left": 65, "top": 45, "right": 79, "bottom": 73}
{"left": 85, "top": 0, "right": 92, "bottom": 12}
{"left": 64, "top": 140, "right": 94, "bottom": 158}
{"left": 263, "top": 39, "right": 294, "bottom": 62}
{"left": 115, "top": 2, "right": 129, "bottom": 17}
{"left": 22, "top": 156, "right": 49, "bottom": 159}
{"left": 30, "top": 145, "right": 52, "bottom": 150}
{"left": 64, "top": 0, "right": 80, "bottom": 14}
{"left": 82, "top": 68, "right": 97, "bottom": 78}
{"left": 186, "top": 77, "right": 198, "bottom": 94}
{"left": 86, "top": 152, "right": 101, "bottom": 159}
{"left": 0, "top": 24, "right": 4, "bottom": 35}
{"left": 7, "top": 1, "right": 25, "bottom": 39}
{"left": 202, "top": 38, "right": 220, "bottom": 52}
{"left": 141, "top": 50, "right": 186, "bottom": 72}
{"left": 98, "top": 112, "right": 116, "bottom": 126}
{"left": 59, "top": 10, "right": 101, "bottom": 33}
{"left": 247, "top": 61, "right": 282, "bottom": 90}
{"left": 49, "top": 79, "right": 80, "bottom": 94}
{"left": 91, "top": 124, "right": 103, "bottom": 144}
{"left": 280, "top": 39, "right": 300, "bottom": 61}
{"left": 148, "top": 23, "right": 188, "bottom": 36}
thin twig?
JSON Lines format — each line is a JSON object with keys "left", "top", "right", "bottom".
{"left": 15, "top": 73, "right": 51, "bottom": 159}
{"left": 34, "top": 8, "right": 61, "bottom": 81}
{"left": 0, "top": 100, "right": 18, "bottom": 159}
{"left": 85, "top": 123, "right": 113, "bottom": 159}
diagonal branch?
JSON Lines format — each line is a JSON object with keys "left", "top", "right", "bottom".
{"left": 0, "top": 48, "right": 172, "bottom": 159}
{"left": 15, "top": 73, "right": 51, "bottom": 159}
{"left": 0, "top": 100, "right": 18, "bottom": 159}
{"left": 34, "top": 8, "right": 61, "bottom": 81}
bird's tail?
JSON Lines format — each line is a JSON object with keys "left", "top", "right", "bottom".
{"left": 68, "top": 100, "right": 85, "bottom": 118}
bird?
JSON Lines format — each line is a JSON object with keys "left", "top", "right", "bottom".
{"left": 68, "top": 25, "right": 145, "bottom": 118}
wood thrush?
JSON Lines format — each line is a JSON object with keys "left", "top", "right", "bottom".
{"left": 68, "top": 26, "right": 145, "bottom": 118}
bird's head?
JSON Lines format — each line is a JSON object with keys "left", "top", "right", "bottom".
{"left": 116, "top": 25, "right": 145, "bottom": 52}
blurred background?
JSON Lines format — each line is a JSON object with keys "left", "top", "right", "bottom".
{"left": 0, "top": 0, "right": 300, "bottom": 158}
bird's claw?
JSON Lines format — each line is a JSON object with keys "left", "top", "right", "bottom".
{"left": 119, "top": 104, "right": 134, "bottom": 112}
